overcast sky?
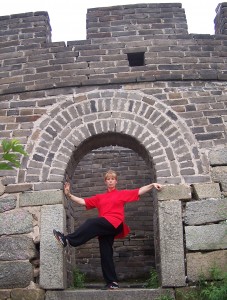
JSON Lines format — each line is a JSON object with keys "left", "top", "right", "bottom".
{"left": 1, "top": 0, "right": 222, "bottom": 42}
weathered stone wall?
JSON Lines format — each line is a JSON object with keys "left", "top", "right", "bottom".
{"left": 0, "top": 2, "right": 227, "bottom": 298}
{"left": 86, "top": 3, "right": 188, "bottom": 39}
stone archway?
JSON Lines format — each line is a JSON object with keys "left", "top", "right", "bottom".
{"left": 23, "top": 89, "right": 208, "bottom": 289}
{"left": 25, "top": 89, "right": 206, "bottom": 186}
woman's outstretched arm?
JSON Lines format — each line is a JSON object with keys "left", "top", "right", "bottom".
{"left": 64, "top": 182, "right": 86, "bottom": 206}
{"left": 139, "top": 183, "right": 162, "bottom": 196}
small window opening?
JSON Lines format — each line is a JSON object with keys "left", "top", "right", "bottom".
{"left": 127, "top": 52, "right": 145, "bottom": 67}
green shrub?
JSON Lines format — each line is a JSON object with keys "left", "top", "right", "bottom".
{"left": 0, "top": 139, "right": 27, "bottom": 170}
{"left": 72, "top": 268, "right": 85, "bottom": 289}
{"left": 144, "top": 267, "right": 160, "bottom": 288}
{"left": 155, "top": 292, "right": 175, "bottom": 300}
{"left": 199, "top": 267, "right": 227, "bottom": 300}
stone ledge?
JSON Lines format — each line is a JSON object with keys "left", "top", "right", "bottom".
{"left": 45, "top": 288, "right": 175, "bottom": 300}
{"left": 11, "top": 288, "right": 45, "bottom": 300}
{"left": 19, "top": 190, "right": 64, "bottom": 207}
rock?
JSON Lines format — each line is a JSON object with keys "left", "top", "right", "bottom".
{"left": 192, "top": 183, "right": 221, "bottom": 199}
{"left": 0, "top": 235, "right": 37, "bottom": 261}
{"left": 0, "top": 195, "right": 17, "bottom": 212}
{"left": 209, "top": 148, "right": 227, "bottom": 166}
{"left": 0, "top": 209, "right": 33, "bottom": 235}
{"left": 19, "top": 190, "right": 64, "bottom": 207}
{"left": 0, "top": 290, "right": 11, "bottom": 300}
{"left": 0, "top": 261, "right": 33, "bottom": 288}
{"left": 39, "top": 204, "right": 67, "bottom": 289}
{"left": 157, "top": 184, "right": 191, "bottom": 201}
{"left": 185, "top": 224, "right": 227, "bottom": 251}
{"left": 187, "top": 250, "right": 227, "bottom": 282}
{"left": 211, "top": 166, "right": 227, "bottom": 192}
{"left": 184, "top": 198, "right": 227, "bottom": 225}
{"left": 158, "top": 200, "right": 185, "bottom": 287}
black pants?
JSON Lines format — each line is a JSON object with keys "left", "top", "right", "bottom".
{"left": 66, "top": 217, "right": 123, "bottom": 284}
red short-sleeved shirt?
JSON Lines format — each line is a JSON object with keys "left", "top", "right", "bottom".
{"left": 85, "top": 188, "right": 140, "bottom": 238}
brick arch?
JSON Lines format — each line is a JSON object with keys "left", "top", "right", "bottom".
{"left": 25, "top": 90, "right": 206, "bottom": 186}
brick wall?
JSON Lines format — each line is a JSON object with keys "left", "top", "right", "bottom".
{"left": 86, "top": 3, "right": 188, "bottom": 39}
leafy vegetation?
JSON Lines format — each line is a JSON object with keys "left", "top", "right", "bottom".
{"left": 144, "top": 267, "right": 160, "bottom": 288}
{"left": 199, "top": 266, "right": 227, "bottom": 300}
{"left": 176, "top": 266, "right": 227, "bottom": 300}
{"left": 0, "top": 139, "right": 27, "bottom": 170}
{"left": 155, "top": 293, "right": 174, "bottom": 300}
{"left": 72, "top": 267, "right": 86, "bottom": 289}
{"left": 145, "top": 266, "right": 227, "bottom": 300}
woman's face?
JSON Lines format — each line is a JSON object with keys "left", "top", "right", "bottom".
{"left": 105, "top": 175, "right": 117, "bottom": 190}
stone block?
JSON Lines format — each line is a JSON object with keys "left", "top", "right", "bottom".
{"left": 184, "top": 198, "right": 227, "bottom": 225}
{"left": 39, "top": 204, "right": 67, "bottom": 289}
{"left": 192, "top": 183, "right": 221, "bottom": 199}
{"left": 211, "top": 166, "right": 227, "bottom": 191}
{"left": 186, "top": 250, "right": 227, "bottom": 282}
{"left": 0, "top": 209, "right": 33, "bottom": 235}
{"left": 157, "top": 184, "right": 191, "bottom": 201}
{"left": 158, "top": 200, "right": 186, "bottom": 286}
{"left": 4, "top": 183, "right": 33, "bottom": 193}
{"left": 185, "top": 224, "right": 227, "bottom": 251}
{"left": 0, "top": 261, "right": 33, "bottom": 288}
{"left": 19, "top": 190, "right": 64, "bottom": 207}
{"left": 0, "top": 235, "right": 36, "bottom": 261}
{"left": 209, "top": 148, "right": 227, "bottom": 166}
{"left": 11, "top": 288, "right": 45, "bottom": 300}
{"left": 0, "top": 194, "right": 17, "bottom": 212}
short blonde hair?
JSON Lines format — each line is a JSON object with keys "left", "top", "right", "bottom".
{"left": 104, "top": 170, "right": 117, "bottom": 180}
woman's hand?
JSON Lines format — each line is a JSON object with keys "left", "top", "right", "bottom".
{"left": 152, "top": 183, "right": 162, "bottom": 190}
{"left": 64, "top": 182, "right": 71, "bottom": 197}
{"left": 139, "top": 182, "right": 162, "bottom": 196}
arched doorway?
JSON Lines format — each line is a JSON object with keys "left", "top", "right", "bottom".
{"left": 64, "top": 133, "right": 157, "bottom": 284}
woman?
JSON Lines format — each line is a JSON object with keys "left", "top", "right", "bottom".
{"left": 53, "top": 170, "right": 162, "bottom": 289}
